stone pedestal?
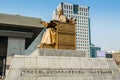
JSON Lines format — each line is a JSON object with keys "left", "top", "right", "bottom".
{"left": 5, "top": 48, "right": 120, "bottom": 80}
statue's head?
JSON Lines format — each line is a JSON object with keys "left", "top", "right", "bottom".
{"left": 57, "top": 7, "right": 63, "bottom": 17}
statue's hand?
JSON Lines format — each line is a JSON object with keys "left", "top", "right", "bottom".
{"left": 40, "top": 21, "right": 48, "bottom": 28}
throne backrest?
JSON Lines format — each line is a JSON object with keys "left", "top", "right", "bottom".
{"left": 55, "top": 22, "right": 76, "bottom": 50}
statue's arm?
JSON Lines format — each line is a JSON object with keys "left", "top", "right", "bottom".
{"left": 40, "top": 21, "right": 48, "bottom": 28}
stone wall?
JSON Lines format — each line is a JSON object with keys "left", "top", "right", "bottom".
{"left": 7, "top": 37, "right": 25, "bottom": 56}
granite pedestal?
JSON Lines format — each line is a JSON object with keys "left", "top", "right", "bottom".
{"left": 5, "top": 48, "right": 120, "bottom": 80}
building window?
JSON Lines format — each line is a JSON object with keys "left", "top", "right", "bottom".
{"left": 64, "top": 5, "right": 66, "bottom": 9}
{"left": 73, "top": 5, "right": 78, "bottom": 14}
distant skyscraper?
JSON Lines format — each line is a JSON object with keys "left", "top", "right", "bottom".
{"left": 52, "top": 2, "right": 91, "bottom": 57}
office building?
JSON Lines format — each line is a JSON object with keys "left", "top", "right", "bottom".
{"left": 52, "top": 2, "right": 91, "bottom": 57}
{"left": 91, "top": 44, "right": 101, "bottom": 57}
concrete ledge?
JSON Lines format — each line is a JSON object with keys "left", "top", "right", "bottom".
{"left": 0, "top": 30, "right": 33, "bottom": 38}
{"left": 0, "top": 13, "right": 44, "bottom": 28}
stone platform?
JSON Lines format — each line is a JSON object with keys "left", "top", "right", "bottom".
{"left": 5, "top": 48, "right": 120, "bottom": 80}
{"left": 30, "top": 48, "right": 86, "bottom": 57}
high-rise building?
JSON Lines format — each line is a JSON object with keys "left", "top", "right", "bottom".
{"left": 52, "top": 2, "right": 91, "bottom": 57}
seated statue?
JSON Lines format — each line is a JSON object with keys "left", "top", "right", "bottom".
{"left": 38, "top": 6, "right": 76, "bottom": 49}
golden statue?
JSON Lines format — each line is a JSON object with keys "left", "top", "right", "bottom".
{"left": 38, "top": 7, "right": 76, "bottom": 50}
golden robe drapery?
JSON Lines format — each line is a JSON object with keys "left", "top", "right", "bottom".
{"left": 41, "top": 28, "right": 56, "bottom": 45}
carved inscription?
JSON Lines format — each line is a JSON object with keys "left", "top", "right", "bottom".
{"left": 21, "top": 69, "right": 113, "bottom": 76}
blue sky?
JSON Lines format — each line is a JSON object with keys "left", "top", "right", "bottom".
{"left": 0, "top": 0, "right": 120, "bottom": 51}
